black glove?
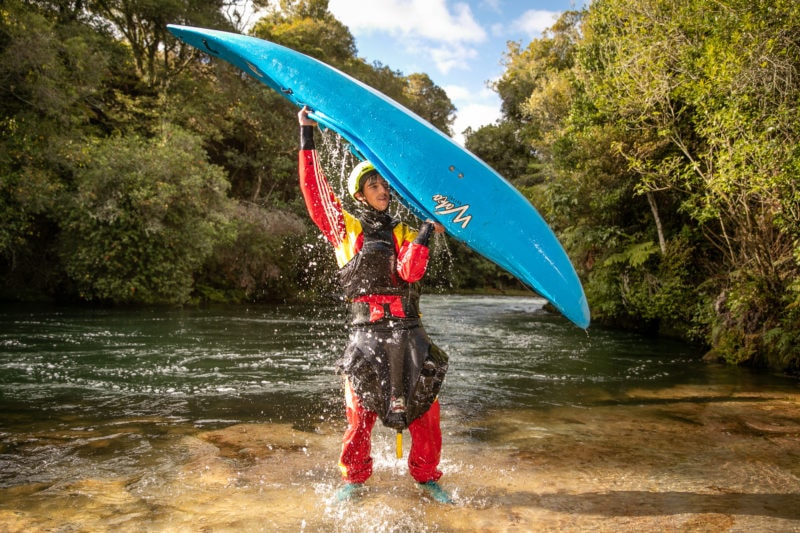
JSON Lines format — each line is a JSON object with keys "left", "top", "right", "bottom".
{"left": 413, "top": 221, "right": 435, "bottom": 246}
{"left": 300, "top": 125, "right": 315, "bottom": 150}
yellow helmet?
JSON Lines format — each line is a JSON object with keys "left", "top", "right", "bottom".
{"left": 347, "top": 160, "right": 377, "bottom": 199}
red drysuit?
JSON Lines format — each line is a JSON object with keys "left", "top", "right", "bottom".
{"left": 299, "top": 126, "right": 446, "bottom": 484}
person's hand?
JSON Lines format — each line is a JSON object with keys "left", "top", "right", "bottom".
{"left": 414, "top": 220, "right": 444, "bottom": 245}
{"left": 298, "top": 105, "right": 316, "bottom": 126}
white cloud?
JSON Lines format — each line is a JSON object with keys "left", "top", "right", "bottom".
{"left": 451, "top": 101, "right": 501, "bottom": 144}
{"left": 442, "top": 84, "right": 471, "bottom": 102}
{"left": 444, "top": 82, "right": 496, "bottom": 104}
{"left": 328, "top": 0, "right": 486, "bottom": 43}
{"left": 329, "top": 0, "right": 487, "bottom": 77}
{"left": 512, "top": 10, "right": 560, "bottom": 37}
{"left": 444, "top": 82, "right": 501, "bottom": 144}
{"left": 430, "top": 43, "right": 479, "bottom": 75}
{"left": 490, "top": 22, "right": 506, "bottom": 38}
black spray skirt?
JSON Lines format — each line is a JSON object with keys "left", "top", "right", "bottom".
{"left": 338, "top": 319, "right": 448, "bottom": 430}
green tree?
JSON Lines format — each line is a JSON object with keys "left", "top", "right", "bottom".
{"left": 89, "top": 0, "right": 232, "bottom": 88}
{"left": 581, "top": 0, "right": 800, "bottom": 368}
{"left": 0, "top": 0, "right": 126, "bottom": 297}
{"left": 404, "top": 73, "right": 455, "bottom": 135}
{"left": 486, "top": 9, "right": 705, "bottom": 338}
{"left": 251, "top": 0, "right": 356, "bottom": 64}
{"left": 58, "top": 127, "right": 235, "bottom": 304}
{"left": 197, "top": 203, "right": 306, "bottom": 302}
{"left": 465, "top": 121, "right": 535, "bottom": 188}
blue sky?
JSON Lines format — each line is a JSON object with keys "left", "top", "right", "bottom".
{"left": 326, "top": 0, "right": 587, "bottom": 143}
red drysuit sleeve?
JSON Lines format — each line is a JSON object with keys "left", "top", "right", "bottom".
{"left": 397, "top": 238, "right": 430, "bottom": 283}
{"left": 299, "top": 149, "right": 346, "bottom": 247}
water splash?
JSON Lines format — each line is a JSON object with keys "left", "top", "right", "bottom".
{"left": 318, "top": 128, "right": 357, "bottom": 201}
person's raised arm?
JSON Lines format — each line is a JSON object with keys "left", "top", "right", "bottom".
{"left": 397, "top": 220, "right": 444, "bottom": 282}
{"left": 299, "top": 105, "right": 316, "bottom": 150}
{"left": 297, "top": 106, "right": 346, "bottom": 246}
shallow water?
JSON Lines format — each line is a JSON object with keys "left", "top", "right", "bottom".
{"left": 1, "top": 295, "right": 799, "bottom": 532}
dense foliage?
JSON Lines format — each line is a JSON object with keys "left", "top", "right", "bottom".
{"left": 481, "top": 2, "right": 800, "bottom": 371}
{"left": 2, "top": 0, "right": 798, "bottom": 371}
{"left": 0, "top": 0, "right": 504, "bottom": 305}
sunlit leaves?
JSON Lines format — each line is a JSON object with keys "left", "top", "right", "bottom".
{"left": 579, "top": 0, "right": 800, "bottom": 366}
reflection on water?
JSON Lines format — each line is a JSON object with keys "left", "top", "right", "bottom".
{"left": 1, "top": 295, "right": 799, "bottom": 532}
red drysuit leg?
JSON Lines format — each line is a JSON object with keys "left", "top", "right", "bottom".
{"left": 408, "top": 399, "right": 443, "bottom": 483}
{"left": 339, "top": 380, "right": 377, "bottom": 483}
{"left": 339, "top": 382, "right": 443, "bottom": 484}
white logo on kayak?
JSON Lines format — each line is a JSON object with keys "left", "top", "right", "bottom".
{"left": 432, "top": 194, "right": 472, "bottom": 229}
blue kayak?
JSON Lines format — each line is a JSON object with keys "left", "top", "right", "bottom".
{"left": 167, "top": 25, "right": 590, "bottom": 328}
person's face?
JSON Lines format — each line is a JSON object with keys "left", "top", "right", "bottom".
{"left": 356, "top": 175, "right": 391, "bottom": 211}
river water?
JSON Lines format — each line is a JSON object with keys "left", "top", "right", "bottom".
{"left": 1, "top": 295, "right": 798, "bottom": 532}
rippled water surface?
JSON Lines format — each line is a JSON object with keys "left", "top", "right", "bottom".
{"left": 1, "top": 295, "right": 707, "bottom": 428}
{"left": 1, "top": 296, "right": 798, "bottom": 532}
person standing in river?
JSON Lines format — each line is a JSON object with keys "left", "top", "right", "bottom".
{"left": 297, "top": 106, "right": 450, "bottom": 503}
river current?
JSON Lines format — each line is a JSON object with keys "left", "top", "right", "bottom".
{"left": 1, "top": 295, "right": 798, "bottom": 532}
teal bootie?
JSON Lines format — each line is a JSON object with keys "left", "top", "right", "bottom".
{"left": 419, "top": 481, "right": 453, "bottom": 504}
{"left": 334, "top": 482, "right": 364, "bottom": 503}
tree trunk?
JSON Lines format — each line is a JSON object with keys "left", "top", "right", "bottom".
{"left": 646, "top": 191, "right": 666, "bottom": 254}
